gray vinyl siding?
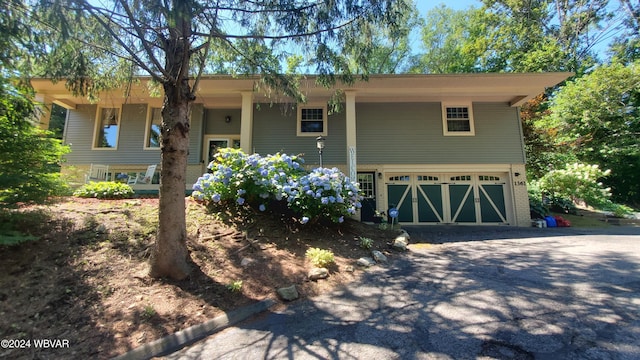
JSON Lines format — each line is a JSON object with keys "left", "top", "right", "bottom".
{"left": 356, "top": 102, "right": 525, "bottom": 164}
{"left": 64, "top": 103, "right": 203, "bottom": 165}
{"left": 252, "top": 104, "right": 346, "bottom": 166}
{"left": 204, "top": 108, "right": 241, "bottom": 135}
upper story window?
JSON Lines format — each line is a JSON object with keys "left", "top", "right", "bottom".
{"left": 145, "top": 107, "right": 162, "bottom": 149}
{"left": 297, "top": 105, "right": 327, "bottom": 136}
{"left": 442, "top": 103, "right": 475, "bottom": 136}
{"left": 94, "top": 107, "right": 121, "bottom": 149}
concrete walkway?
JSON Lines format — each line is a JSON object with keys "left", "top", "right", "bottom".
{"left": 160, "top": 226, "right": 640, "bottom": 359}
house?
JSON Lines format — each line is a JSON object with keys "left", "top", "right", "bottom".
{"left": 31, "top": 73, "right": 571, "bottom": 226}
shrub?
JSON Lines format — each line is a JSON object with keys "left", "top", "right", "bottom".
{"left": 604, "top": 203, "right": 635, "bottom": 218}
{"left": 359, "top": 236, "right": 374, "bottom": 249}
{"left": 192, "top": 148, "right": 362, "bottom": 224}
{"left": 537, "top": 162, "right": 612, "bottom": 209}
{"left": 226, "top": 280, "right": 243, "bottom": 292}
{"left": 74, "top": 182, "right": 134, "bottom": 199}
{"left": 305, "top": 248, "right": 335, "bottom": 268}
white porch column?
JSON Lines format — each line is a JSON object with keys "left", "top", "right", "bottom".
{"left": 345, "top": 91, "right": 357, "bottom": 181}
{"left": 240, "top": 91, "right": 254, "bottom": 153}
{"left": 33, "top": 94, "right": 52, "bottom": 130}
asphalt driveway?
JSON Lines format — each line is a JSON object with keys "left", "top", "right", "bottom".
{"left": 162, "top": 226, "right": 640, "bottom": 359}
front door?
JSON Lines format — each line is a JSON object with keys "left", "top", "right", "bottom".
{"left": 357, "top": 172, "right": 376, "bottom": 222}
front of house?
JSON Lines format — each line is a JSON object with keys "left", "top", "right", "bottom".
{"left": 32, "top": 73, "right": 571, "bottom": 226}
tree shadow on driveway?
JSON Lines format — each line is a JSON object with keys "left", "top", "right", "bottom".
{"left": 403, "top": 224, "right": 640, "bottom": 243}
{"left": 165, "top": 233, "right": 640, "bottom": 359}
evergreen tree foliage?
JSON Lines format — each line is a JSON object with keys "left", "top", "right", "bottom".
{"left": 0, "top": 80, "right": 70, "bottom": 206}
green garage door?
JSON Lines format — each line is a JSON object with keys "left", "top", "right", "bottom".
{"left": 386, "top": 173, "right": 509, "bottom": 224}
{"left": 387, "top": 181, "right": 414, "bottom": 223}
{"left": 416, "top": 175, "right": 445, "bottom": 223}
{"left": 478, "top": 182, "right": 507, "bottom": 223}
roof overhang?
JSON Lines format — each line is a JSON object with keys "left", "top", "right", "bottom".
{"left": 31, "top": 72, "right": 573, "bottom": 108}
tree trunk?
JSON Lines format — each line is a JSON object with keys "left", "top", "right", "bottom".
{"left": 148, "top": 0, "right": 194, "bottom": 280}
{"left": 148, "top": 81, "right": 192, "bottom": 280}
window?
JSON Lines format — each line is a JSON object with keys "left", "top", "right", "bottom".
{"left": 297, "top": 105, "right": 327, "bottom": 136}
{"left": 94, "top": 107, "right": 121, "bottom": 149}
{"left": 450, "top": 175, "right": 472, "bottom": 181}
{"left": 479, "top": 175, "right": 501, "bottom": 181}
{"left": 388, "top": 175, "right": 411, "bottom": 181}
{"left": 442, "top": 103, "right": 475, "bottom": 136}
{"left": 357, "top": 173, "right": 375, "bottom": 198}
{"left": 417, "top": 175, "right": 439, "bottom": 181}
{"left": 145, "top": 107, "right": 162, "bottom": 149}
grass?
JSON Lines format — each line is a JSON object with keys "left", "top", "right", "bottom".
{"left": 551, "top": 211, "right": 611, "bottom": 228}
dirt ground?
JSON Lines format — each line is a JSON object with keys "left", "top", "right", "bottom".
{"left": 0, "top": 197, "right": 401, "bottom": 359}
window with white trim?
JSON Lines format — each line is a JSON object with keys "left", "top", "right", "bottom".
{"left": 442, "top": 103, "right": 475, "bottom": 136}
{"left": 297, "top": 105, "right": 327, "bottom": 136}
{"left": 94, "top": 107, "right": 121, "bottom": 149}
{"left": 145, "top": 107, "right": 162, "bottom": 149}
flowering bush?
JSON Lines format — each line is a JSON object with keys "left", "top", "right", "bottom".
{"left": 537, "top": 162, "right": 612, "bottom": 208}
{"left": 73, "top": 181, "right": 134, "bottom": 199}
{"left": 192, "top": 148, "right": 362, "bottom": 224}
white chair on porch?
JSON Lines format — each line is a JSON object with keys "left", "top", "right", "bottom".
{"left": 127, "top": 165, "right": 157, "bottom": 185}
{"left": 85, "top": 164, "right": 109, "bottom": 183}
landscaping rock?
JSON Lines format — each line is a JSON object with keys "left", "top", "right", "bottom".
{"left": 371, "top": 250, "right": 387, "bottom": 263}
{"left": 392, "top": 234, "right": 410, "bottom": 251}
{"left": 357, "top": 257, "right": 376, "bottom": 267}
{"left": 398, "top": 229, "right": 410, "bottom": 240}
{"left": 308, "top": 267, "right": 329, "bottom": 280}
{"left": 240, "top": 257, "right": 255, "bottom": 267}
{"left": 277, "top": 285, "right": 299, "bottom": 301}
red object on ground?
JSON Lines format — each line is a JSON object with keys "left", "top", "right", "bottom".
{"left": 554, "top": 215, "right": 571, "bottom": 227}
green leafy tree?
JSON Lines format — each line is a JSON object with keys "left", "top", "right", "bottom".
{"left": 610, "top": 0, "right": 640, "bottom": 63}
{"left": 410, "top": 5, "right": 483, "bottom": 73}
{"left": 413, "top": 1, "right": 606, "bottom": 74}
{"left": 26, "top": 0, "right": 411, "bottom": 280}
{"left": 520, "top": 94, "right": 577, "bottom": 180}
{"left": 540, "top": 61, "right": 640, "bottom": 204}
{"left": 481, "top": 0, "right": 611, "bottom": 73}
{"left": 0, "top": 80, "right": 70, "bottom": 206}
{"left": 345, "top": 2, "right": 420, "bottom": 74}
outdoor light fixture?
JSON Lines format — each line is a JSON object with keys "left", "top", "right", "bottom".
{"left": 316, "top": 136, "right": 325, "bottom": 167}
{"left": 225, "top": 115, "right": 231, "bottom": 123}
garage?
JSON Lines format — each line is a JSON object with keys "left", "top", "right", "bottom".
{"left": 386, "top": 173, "right": 510, "bottom": 225}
